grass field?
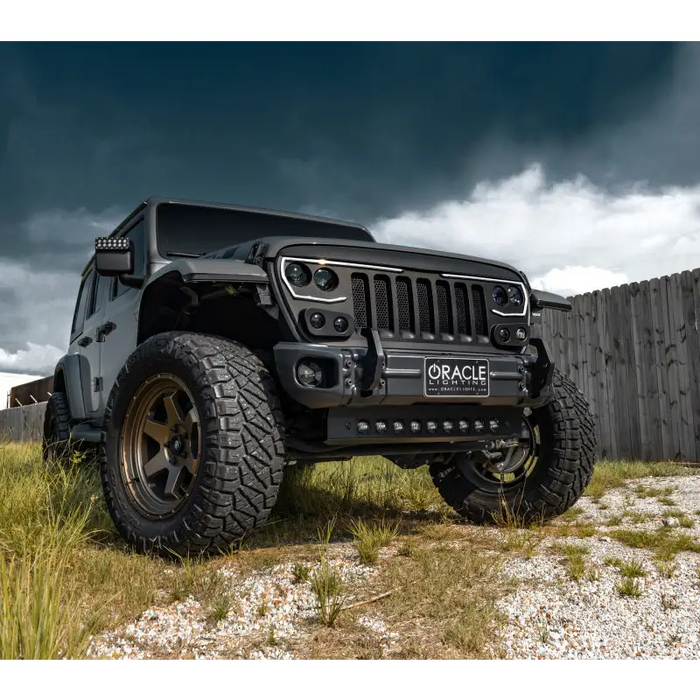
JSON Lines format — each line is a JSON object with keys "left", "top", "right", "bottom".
{"left": 0, "top": 440, "right": 695, "bottom": 659}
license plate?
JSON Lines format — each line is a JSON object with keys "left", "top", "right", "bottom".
{"left": 423, "top": 357, "right": 490, "bottom": 397}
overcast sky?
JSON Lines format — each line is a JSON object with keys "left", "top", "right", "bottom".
{"left": 1, "top": 41, "right": 700, "bottom": 375}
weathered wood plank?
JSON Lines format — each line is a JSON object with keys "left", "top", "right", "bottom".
{"left": 593, "top": 289, "right": 611, "bottom": 461}
{"left": 662, "top": 275, "right": 684, "bottom": 459}
{"left": 683, "top": 269, "right": 700, "bottom": 460}
{"left": 639, "top": 280, "right": 661, "bottom": 461}
{"left": 628, "top": 282, "right": 648, "bottom": 461}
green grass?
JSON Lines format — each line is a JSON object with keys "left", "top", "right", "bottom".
{"left": 662, "top": 509, "right": 695, "bottom": 529}
{"left": 310, "top": 558, "right": 345, "bottom": 627}
{"left": 604, "top": 556, "right": 647, "bottom": 578}
{"left": 553, "top": 543, "right": 592, "bottom": 582}
{"left": 380, "top": 545, "right": 508, "bottom": 658}
{"left": 616, "top": 576, "right": 643, "bottom": 598}
{"left": 611, "top": 528, "right": 700, "bottom": 561}
{"left": 348, "top": 517, "right": 399, "bottom": 565}
{"left": 585, "top": 461, "right": 691, "bottom": 502}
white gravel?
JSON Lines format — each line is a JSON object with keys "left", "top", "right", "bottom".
{"left": 493, "top": 475, "right": 700, "bottom": 659}
{"left": 88, "top": 474, "right": 700, "bottom": 660}
{"left": 87, "top": 550, "right": 382, "bottom": 660}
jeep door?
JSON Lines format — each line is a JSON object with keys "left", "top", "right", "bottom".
{"left": 68, "top": 265, "right": 107, "bottom": 417}
{"left": 80, "top": 270, "right": 110, "bottom": 416}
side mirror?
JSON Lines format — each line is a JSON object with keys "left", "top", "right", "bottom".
{"left": 95, "top": 237, "right": 134, "bottom": 276}
{"left": 530, "top": 289, "right": 573, "bottom": 313}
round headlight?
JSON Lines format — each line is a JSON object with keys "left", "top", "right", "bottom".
{"left": 285, "top": 262, "right": 311, "bottom": 288}
{"left": 507, "top": 286, "right": 523, "bottom": 306}
{"left": 492, "top": 286, "right": 508, "bottom": 306}
{"left": 313, "top": 267, "right": 339, "bottom": 292}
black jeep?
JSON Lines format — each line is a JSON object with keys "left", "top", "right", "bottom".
{"left": 43, "top": 197, "right": 596, "bottom": 553}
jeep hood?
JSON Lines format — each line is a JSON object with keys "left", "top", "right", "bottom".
{"left": 203, "top": 236, "right": 529, "bottom": 286}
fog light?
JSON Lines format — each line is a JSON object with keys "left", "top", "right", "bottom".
{"left": 458, "top": 419, "right": 469, "bottom": 433}
{"left": 393, "top": 420, "right": 405, "bottom": 433}
{"left": 296, "top": 360, "right": 323, "bottom": 387}
{"left": 489, "top": 419, "right": 500, "bottom": 432}
{"left": 333, "top": 316, "right": 349, "bottom": 333}
{"left": 426, "top": 420, "right": 438, "bottom": 433}
{"left": 309, "top": 312, "right": 325, "bottom": 329}
{"left": 357, "top": 420, "right": 370, "bottom": 434}
{"left": 516, "top": 327, "right": 527, "bottom": 341}
{"left": 443, "top": 420, "right": 454, "bottom": 433}
{"left": 473, "top": 419, "right": 484, "bottom": 432}
{"left": 375, "top": 420, "right": 387, "bottom": 434}
{"left": 498, "top": 328, "right": 511, "bottom": 343}
{"left": 410, "top": 420, "right": 422, "bottom": 434}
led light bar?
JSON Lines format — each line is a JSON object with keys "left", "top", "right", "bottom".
{"left": 95, "top": 236, "right": 130, "bottom": 251}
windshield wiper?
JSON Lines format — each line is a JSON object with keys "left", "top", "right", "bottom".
{"left": 164, "top": 251, "right": 202, "bottom": 258}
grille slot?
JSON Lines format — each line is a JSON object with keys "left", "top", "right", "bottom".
{"left": 472, "top": 284, "right": 488, "bottom": 336}
{"left": 435, "top": 281, "right": 452, "bottom": 335}
{"left": 374, "top": 275, "right": 392, "bottom": 330}
{"left": 396, "top": 277, "right": 414, "bottom": 333}
{"left": 454, "top": 283, "right": 471, "bottom": 335}
{"left": 416, "top": 279, "right": 434, "bottom": 334}
{"left": 352, "top": 273, "right": 370, "bottom": 329}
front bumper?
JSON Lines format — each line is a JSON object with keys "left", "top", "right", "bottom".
{"left": 273, "top": 336, "right": 553, "bottom": 411}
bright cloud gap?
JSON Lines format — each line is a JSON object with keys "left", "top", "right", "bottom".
{"left": 373, "top": 163, "right": 700, "bottom": 297}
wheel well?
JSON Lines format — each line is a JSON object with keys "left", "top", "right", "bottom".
{"left": 137, "top": 274, "right": 288, "bottom": 352}
{"left": 53, "top": 369, "right": 66, "bottom": 394}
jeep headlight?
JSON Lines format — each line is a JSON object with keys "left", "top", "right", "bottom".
{"left": 285, "top": 262, "right": 311, "bottom": 287}
{"left": 313, "top": 267, "right": 339, "bottom": 292}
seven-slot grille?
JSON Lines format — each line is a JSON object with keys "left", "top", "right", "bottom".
{"left": 351, "top": 271, "right": 489, "bottom": 342}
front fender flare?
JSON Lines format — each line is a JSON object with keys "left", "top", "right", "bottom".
{"left": 53, "top": 354, "right": 92, "bottom": 422}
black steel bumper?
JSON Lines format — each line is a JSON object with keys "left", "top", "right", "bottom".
{"left": 273, "top": 335, "right": 553, "bottom": 411}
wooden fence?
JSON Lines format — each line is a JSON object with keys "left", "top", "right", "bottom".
{"left": 0, "top": 402, "right": 48, "bottom": 443}
{"left": 539, "top": 268, "right": 700, "bottom": 463}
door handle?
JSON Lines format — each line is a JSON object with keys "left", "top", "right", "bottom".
{"left": 95, "top": 320, "right": 117, "bottom": 342}
{"left": 78, "top": 336, "right": 92, "bottom": 348}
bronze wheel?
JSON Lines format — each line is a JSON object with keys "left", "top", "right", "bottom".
{"left": 101, "top": 332, "right": 286, "bottom": 555}
{"left": 120, "top": 373, "right": 201, "bottom": 518}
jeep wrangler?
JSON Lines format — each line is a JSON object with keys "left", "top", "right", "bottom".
{"left": 43, "top": 197, "right": 596, "bottom": 554}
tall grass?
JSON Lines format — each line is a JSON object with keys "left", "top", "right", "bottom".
{"left": 0, "top": 441, "right": 164, "bottom": 659}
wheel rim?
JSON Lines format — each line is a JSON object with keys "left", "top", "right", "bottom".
{"left": 455, "top": 414, "right": 540, "bottom": 492}
{"left": 120, "top": 373, "right": 201, "bottom": 518}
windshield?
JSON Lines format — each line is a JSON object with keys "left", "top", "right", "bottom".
{"left": 155, "top": 202, "right": 374, "bottom": 257}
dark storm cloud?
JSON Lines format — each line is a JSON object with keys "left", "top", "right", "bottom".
{"left": 0, "top": 42, "right": 683, "bottom": 237}
{"left": 0, "top": 41, "right": 697, "bottom": 372}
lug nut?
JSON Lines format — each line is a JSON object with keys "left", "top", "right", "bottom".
{"left": 498, "top": 327, "right": 511, "bottom": 343}
{"left": 357, "top": 420, "right": 370, "bottom": 434}
{"left": 473, "top": 420, "right": 484, "bottom": 432}
{"left": 489, "top": 419, "right": 500, "bottom": 432}
{"left": 410, "top": 420, "right": 422, "bottom": 433}
{"left": 426, "top": 420, "right": 438, "bottom": 433}
{"left": 375, "top": 420, "right": 387, "bottom": 434}
{"left": 516, "top": 327, "right": 527, "bottom": 340}
{"left": 393, "top": 420, "right": 405, "bottom": 433}
{"left": 458, "top": 419, "right": 469, "bottom": 433}
{"left": 443, "top": 420, "right": 454, "bottom": 433}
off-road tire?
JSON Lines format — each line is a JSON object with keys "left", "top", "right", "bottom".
{"left": 42, "top": 391, "right": 72, "bottom": 465}
{"left": 430, "top": 370, "right": 596, "bottom": 525}
{"left": 100, "top": 331, "right": 286, "bottom": 555}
